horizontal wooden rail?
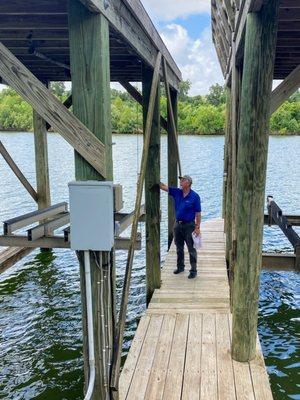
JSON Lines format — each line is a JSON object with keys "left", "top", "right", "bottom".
{"left": 115, "top": 204, "right": 145, "bottom": 236}
{"left": 267, "top": 196, "right": 300, "bottom": 248}
{"left": 3, "top": 202, "right": 68, "bottom": 235}
{"left": 262, "top": 252, "right": 296, "bottom": 270}
{"left": 0, "top": 234, "right": 142, "bottom": 250}
{"left": 0, "top": 141, "right": 38, "bottom": 202}
{"left": 264, "top": 214, "right": 300, "bottom": 226}
{"left": 0, "top": 247, "right": 33, "bottom": 274}
{"left": 27, "top": 212, "right": 70, "bottom": 241}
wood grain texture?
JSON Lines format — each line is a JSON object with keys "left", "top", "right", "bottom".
{"left": 167, "top": 88, "right": 179, "bottom": 249}
{"left": 69, "top": 2, "right": 113, "bottom": 398}
{"left": 232, "top": 1, "right": 280, "bottom": 362}
{"left": 119, "top": 219, "right": 273, "bottom": 399}
{"left": 142, "top": 64, "right": 161, "bottom": 305}
{"left": 33, "top": 111, "right": 51, "bottom": 210}
{"left": 111, "top": 52, "right": 162, "bottom": 390}
{"left": 0, "top": 42, "right": 106, "bottom": 177}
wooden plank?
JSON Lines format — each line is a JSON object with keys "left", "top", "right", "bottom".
{"left": 119, "top": 316, "right": 151, "bottom": 399}
{"left": 168, "top": 88, "right": 178, "bottom": 249}
{"left": 0, "top": 140, "right": 38, "bottom": 202}
{"left": 116, "top": 204, "right": 145, "bottom": 235}
{"left": 3, "top": 202, "right": 68, "bottom": 235}
{"left": 125, "top": 315, "right": 164, "bottom": 400}
{"left": 111, "top": 52, "right": 162, "bottom": 390}
{"left": 249, "top": 339, "right": 273, "bottom": 400}
{"left": 144, "top": 314, "right": 176, "bottom": 399}
{"left": 270, "top": 65, "right": 300, "bottom": 114}
{"left": 0, "top": 247, "right": 33, "bottom": 274}
{"left": 27, "top": 212, "right": 70, "bottom": 241}
{"left": 200, "top": 314, "right": 218, "bottom": 400}
{"left": 0, "top": 42, "right": 107, "bottom": 177}
{"left": 0, "top": 234, "right": 69, "bottom": 249}
{"left": 33, "top": 110, "right": 51, "bottom": 210}
{"left": 262, "top": 253, "right": 296, "bottom": 270}
{"left": 182, "top": 314, "right": 202, "bottom": 400}
{"left": 216, "top": 314, "right": 236, "bottom": 400}
{"left": 143, "top": 63, "right": 161, "bottom": 305}
{"left": 162, "top": 314, "right": 189, "bottom": 400}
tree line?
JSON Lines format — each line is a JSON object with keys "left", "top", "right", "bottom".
{"left": 0, "top": 81, "right": 299, "bottom": 135}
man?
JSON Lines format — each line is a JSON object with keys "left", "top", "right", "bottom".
{"left": 160, "top": 175, "right": 201, "bottom": 279}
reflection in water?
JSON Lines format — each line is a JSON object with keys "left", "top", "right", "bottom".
{"left": 0, "top": 133, "right": 299, "bottom": 399}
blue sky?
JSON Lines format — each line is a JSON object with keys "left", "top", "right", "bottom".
{"left": 142, "top": 0, "right": 224, "bottom": 95}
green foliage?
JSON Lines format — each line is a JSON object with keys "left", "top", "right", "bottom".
{"left": 0, "top": 88, "right": 33, "bottom": 131}
{"left": 0, "top": 84, "right": 299, "bottom": 135}
{"left": 206, "top": 83, "right": 226, "bottom": 106}
{"left": 270, "top": 101, "right": 300, "bottom": 134}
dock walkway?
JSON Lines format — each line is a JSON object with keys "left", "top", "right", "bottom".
{"left": 119, "top": 218, "right": 273, "bottom": 399}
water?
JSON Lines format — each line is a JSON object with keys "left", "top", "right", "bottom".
{"left": 0, "top": 132, "right": 299, "bottom": 400}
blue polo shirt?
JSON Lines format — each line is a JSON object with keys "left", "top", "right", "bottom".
{"left": 169, "top": 187, "right": 201, "bottom": 222}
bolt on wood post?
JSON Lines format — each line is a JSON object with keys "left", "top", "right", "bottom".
{"left": 232, "top": 0, "right": 280, "bottom": 362}
{"left": 69, "top": 0, "right": 114, "bottom": 398}
{"left": 167, "top": 88, "right": 178, "bottom": 249}
{"left": 142, "top": 63, "right": 161, "bottom": 305}
{"left": 33, "top": 110, "right": 51, "bottom": 210}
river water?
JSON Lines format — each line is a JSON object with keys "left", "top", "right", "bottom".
{"left": 0, "top": 132, "right": 299, "bottom": 400}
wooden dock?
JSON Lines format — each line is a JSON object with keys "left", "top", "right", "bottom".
{"left": 119, "top": 218, "right": 273, "bottom": 400}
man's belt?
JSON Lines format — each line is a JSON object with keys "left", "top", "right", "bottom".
{"left": 176, "top": 220, "right": 194, "bottom": 224}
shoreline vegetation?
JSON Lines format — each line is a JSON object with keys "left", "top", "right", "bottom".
{"left": 0, "top": 81, "right": 299, "bottom": 135}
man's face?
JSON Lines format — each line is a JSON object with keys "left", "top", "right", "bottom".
{"left": 180, "top": 178, "right": 190, "bottom": 190}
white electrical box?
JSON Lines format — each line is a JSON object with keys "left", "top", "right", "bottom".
{"left": 68, "top": 181, "right": 114, "bottom": 251}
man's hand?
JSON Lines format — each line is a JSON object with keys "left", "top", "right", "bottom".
{"left": 159, "top": 182, "right": 169, "bottom": 192}
{"left": 193, "top": 225, "right": 201, "bottom": 237}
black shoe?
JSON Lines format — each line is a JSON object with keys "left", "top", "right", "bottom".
{"left": 188, "top": 271, "right": 197, "bottom": 279}
{"left": 173, "top": 267, "right": 184, "bottom": 274}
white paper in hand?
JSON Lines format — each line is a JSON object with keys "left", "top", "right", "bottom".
{"left": 192, "top": 232, "right": 202, "bottom": 250}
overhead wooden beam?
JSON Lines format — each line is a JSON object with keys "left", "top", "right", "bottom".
{"left": 115, "top": 204, "right": 145, "bottom": 236}
{"left": 270, "top": 65, "right": 300, "bottom": 114}
{"left": 0, "top": 140, "right": 38, "bottom": 202}
{"left": 0, "top": 247, "right": 33, "bottom": 274}
{"left": 78, "top": 0, "right": 181, "bottom": 89}
{"left": 0, "top": 41, "right": 107, "bottom": 177}
{"left": 119, "top": 80, "right": 168, "bottom": 131}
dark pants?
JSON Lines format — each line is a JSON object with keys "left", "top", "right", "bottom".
{"left": 174, "top": 221, "right": 197, "bottom": 272}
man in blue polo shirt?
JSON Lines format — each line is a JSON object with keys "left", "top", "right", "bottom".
{"left": 160, "top": 175, "right": 201, "bottom": 279}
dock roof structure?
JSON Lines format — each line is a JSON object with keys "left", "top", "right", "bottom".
{"left": 0, "top": 0, "right": 181, "bottom": 89}
{"left": 212, "top": 0, "right": 300, "bottom": 80}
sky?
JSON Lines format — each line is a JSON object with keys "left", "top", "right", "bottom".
{"left": 141, "top": 0, "right": 224, "bottom": 95}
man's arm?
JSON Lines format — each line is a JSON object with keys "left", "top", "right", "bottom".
{"left": 159, "top": 182, "right": 169, "bottom": 192}
{"left": 194, "top": 212, "right": 201, "bottom": 235}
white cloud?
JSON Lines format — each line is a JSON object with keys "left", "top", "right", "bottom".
{"left": 160, "top": 24, "right": 224, "bottom": 95}
{"left": 142, "top": 0, "right": 210, "bottom": 21}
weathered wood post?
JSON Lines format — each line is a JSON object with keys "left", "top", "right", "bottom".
{"left": 222, "top": 87, "right": 231, "bottom": 222}
{"left": 225, "top": 90, "right": 232, "bottom": 264}
{"left": 167, "top": 88, "right": 178, "bottom": 249}
{"left": 232, "top": 0, "right": 280, "bottom": 361}
{"left": 142, "top": 64, "right": 161, "bottom": 305}
{"left": 33, "top": 110, "right": 51, "bottom": 210}
{"left": 69, "top": 1, "right": 114, "bottom": 398}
